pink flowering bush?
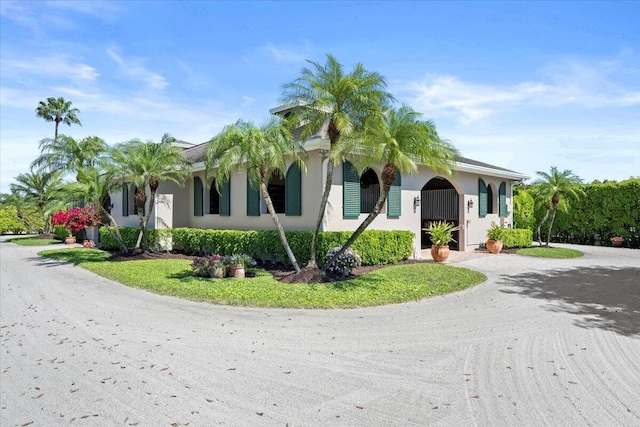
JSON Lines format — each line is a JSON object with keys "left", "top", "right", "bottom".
{"left": 52, "top": 206, "right": 102, "bottom": 236}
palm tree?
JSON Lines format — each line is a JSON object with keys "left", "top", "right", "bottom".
{"left": 110, "top": 133, "right": 192, "bottom": 250}
{"left": 32, "top": 135, "right": 108, "bottom": 180}
{"left": 320, "top": 105, "right": 457, "bottom": 273}
{"left": 205, "top": 118, "right": 307, "bottom": 272}
{"left": 531, "top": 166, "right": 585, "bottom": 246}
{"left": 9, "top": 167, "right": 65, "bottom": 232}
{"left": 0, "top": 189, "right": 39, "bottom": 233}
{"left": 35, "top": 97, "right": 82, "bottom": 140}
{"left": 62, "top": 166, "right": 129, "bottom": 253}
{"left": 280, "top": 54, "right": 394, "bottom": 267}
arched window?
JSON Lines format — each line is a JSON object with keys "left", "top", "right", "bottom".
{"left": 194, "top": 177, "right": 203, "bottom": 216}
{"left": 360, "top": 168, "right": 380, "bottom": 214}
{"left": 209, "top": 178, "right": 220, "bottom": 214}
{"left": 129, "top": 185, "right": 137, "bottom": 216}
{"left": 267, "top": 171, "right": 285, "bottom": 214}
{"left": 487, "top": 184, "right": 494, "bottom": 214}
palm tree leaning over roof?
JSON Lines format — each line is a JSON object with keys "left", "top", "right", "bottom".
{"left": 62, "top": 166, "right": 129, "bottom": 253}
{"left": 280, "top": 54, "right": 394, "bottom": 268}
{"left": 35, "top": 97, "right": 82, "bottom": 141}
{"left": 205, "top": 117, "right": 307, "bottom": 273}
{"left": 110, "top": 133, "right": 192, "bottom": 250}
{"left": 321, "top": 104, "right": 458, "bottom": 273}
{"left": 31, "top": 135, "right": 108, "bottom": 181}
{"left": 9, "top": 167, "right": 65, "bottom": 233}
{"left": 531, "top": 166, "right": 585, "bottom": 246}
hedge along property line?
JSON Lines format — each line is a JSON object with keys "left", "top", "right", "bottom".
{"left": 100, "top": 227, "right": 414, "bottom": 266}
{"left": 501, "top": 228, "right": 533, "bottom": 248}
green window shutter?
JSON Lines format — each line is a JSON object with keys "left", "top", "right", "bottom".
{"left": 343, "top": 161, "right": 360, "bottom": 218}
{"left": 194, "top": 177, "right": 203, "bottom": 216}
{"left": 499, "top": 182, "right": 507, "bottom": 217}
{"left": 121, "top": 184, "right": 128, "bottom": 217}
{"left": 246, "top": 176, "right": 260, "bottom": 216}
{"left": 285, "top": 163, "right": 302, "bottom": 216}
{"left": 479, "top": 178, "right": 487, "bottom": 217}
{"left": 220, "top": 178, "right": 231, "bottom": 216}
{"left": 386, "top": 169, "right": 401, "bottom": 218}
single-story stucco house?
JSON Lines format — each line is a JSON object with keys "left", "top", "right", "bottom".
{"left": 110, "top": 104, "right": 529, "bottom": 258}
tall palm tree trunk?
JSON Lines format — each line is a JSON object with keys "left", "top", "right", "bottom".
{"left": 537, "top": 209, "right": 550, "bottom": 246}
{"left": 546, "top": 206, "right": 558, "bottom": 246}
{"left": 103, "top": 211, "right": 129, "bottom": 254}
{"left": 320, "top": 164, "right": 395, "bottom": 274}
{"left": 259, "top": 180, "right": 301, "bottom": 273}
{"left": 309, "top": 160, "right": 334, "bottom": 267}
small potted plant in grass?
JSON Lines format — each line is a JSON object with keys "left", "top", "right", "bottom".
{"left": 486, "top": 222, "right": 506, "bottom": 254}
{"left": 424, "top": 221, "right": 461, "bottom": 262}
{"left": 224, "top": 254, "right": 256, "bottom": 278}
{"left": 610, "top": 236, "right": 624, "bottom": 247}
{"left": 191, "top": 254, "right": 226, "bottom": 279}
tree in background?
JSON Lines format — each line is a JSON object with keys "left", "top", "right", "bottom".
{"left": 513, "top": 186, "right": 535, "bottom": 231}
{"left": 321, "top": 104, "right": 457, "bottom": 273}
{"left": 280, "top": 54, "right": 394, "bottom": 268}
{"left": 62, "top": 166, "right": 129, "bottom": 253}
{"left": 9, "top": 167, "right": 65, "bottom": 233}
{"left": 32, "top": 135, "right": 108, "bottom": 181}
{"left": 109, "top": 134, "right": 192, "bottom": 250}
{"left": 35, "top": 97, "right": 82, "bottom": 141}
{"left": 531, "top": 166, "right": 584, "bottom": 246}
{"left": 205, "top": 118, "right": 307, "bottom": 272}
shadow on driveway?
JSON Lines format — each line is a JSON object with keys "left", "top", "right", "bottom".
{"left": 498, "top": 266, "right": 640, "bottom": 337}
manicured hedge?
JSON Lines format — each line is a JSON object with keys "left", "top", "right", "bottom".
{"left": 105, "top": 227, "right": 414, "bottom": 266}
{"left": 534, "top": 178, "right": 640, "bottom": 248}
{"left": 502, "top": 228, "right": 533, "bottom": 248}
{"left": 99, "top": 227, "right": 162, "bottom": 250}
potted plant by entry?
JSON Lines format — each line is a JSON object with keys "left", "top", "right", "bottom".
{"left": 486, "top": 222, "right": 506, "bottom": 254}
{"left": 224, "top": 254, "right": 256, "bottom": 278}
{"left": 424, "top": 221, "right": 461, "bottom": 262}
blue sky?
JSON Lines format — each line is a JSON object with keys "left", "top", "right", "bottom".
{"left": 1, "top": 1, "right": 638, "bottom": 193}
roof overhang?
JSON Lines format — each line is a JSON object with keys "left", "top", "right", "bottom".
{"left": 453, "top": 161, "right": 529, "bottom": 181}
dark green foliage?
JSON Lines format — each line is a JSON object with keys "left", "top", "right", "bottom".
{"left": 502, "top": 229, "right": 533, "bottom": 248}
{"left": 172, "top": 227, "right": 414, "bottom": 266}
{"left": 53, "top": 225, "right": 69, "bottom": 240}
{"left": 513, "top": 188, "right": 535, "bottom": 231}
{"left": 535, "top": 179, "right": 640, "bottom": 248}
{"left": 100, "top": 227, "right": 160, "bottom": 250}
{"left": 0, "top": 206, "right": 45, "bottom": 234}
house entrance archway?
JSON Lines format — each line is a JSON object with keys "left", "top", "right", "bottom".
{"left": 421, "top": 177, "right": 460, "bottom": 250}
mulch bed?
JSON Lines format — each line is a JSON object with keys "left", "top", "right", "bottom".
{"left": 105, "top": 249, "right": 430, "bottom": 284}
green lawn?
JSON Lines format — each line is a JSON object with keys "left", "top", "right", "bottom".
{"left": 38, "top": 248, "right": 486, "bottom": 309}
{"left": 517, "top": 247, "right": 583, "bottom": 258}
{"left": 7, "top": 237, "right": 63, "bottom": 246}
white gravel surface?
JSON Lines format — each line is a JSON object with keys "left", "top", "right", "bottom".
{"left": 1, "top": 240, "right": 639, "bottom": 426}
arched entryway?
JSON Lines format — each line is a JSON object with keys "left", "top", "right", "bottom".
{"left": 421, "top": 177, "right": 460, "bottom": 250}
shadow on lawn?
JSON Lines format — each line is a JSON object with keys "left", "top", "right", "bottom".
{"left": 498, "top": 266, "right": 640, "bottom": 337}
{"left": 33, "top": 249, "right": 110, "bottom": 266}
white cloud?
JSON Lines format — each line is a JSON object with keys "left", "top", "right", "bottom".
{"left": 1, "top": 54, "right": 99, "bottom": 81}
{"left": 242, "top": 96, "right": 257, "bottom": 107}
{"left": 262, "top": 43, "right": 309, "bottom": 65}
{"left": 396, "top": 59, "right": 640, "bottom": 124}
{"left": 106, "top": 47, "right": 168, "bottom": 90}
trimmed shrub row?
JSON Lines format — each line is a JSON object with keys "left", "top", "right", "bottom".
{"left": 100, "top": 227, "right": 414, "bottom": 266}
{"left": 501, "top": 228, "right": 533, "bottom": 248}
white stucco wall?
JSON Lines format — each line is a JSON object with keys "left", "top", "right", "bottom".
{"left": 108, "top": 149, "right": 520, "bottom": 257}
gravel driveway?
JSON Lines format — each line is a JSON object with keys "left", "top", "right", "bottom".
{"left": 1, "top": 241, "right": 639, "bottom": 426}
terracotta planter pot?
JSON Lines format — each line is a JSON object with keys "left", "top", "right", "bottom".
{"left": 82, "top": 239, "right": 96, "bottom": 248}
{"left": 430, "top": 245, "right": 450, "bottom": 262}
{"left": 486, "top": 239, "right": 503, "bottom": 254}
{"left": 227, "top": 264, "right": 245, "bottom": 278}
{"left": 64, "top": 236, "right": 76, "bottom": 244}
